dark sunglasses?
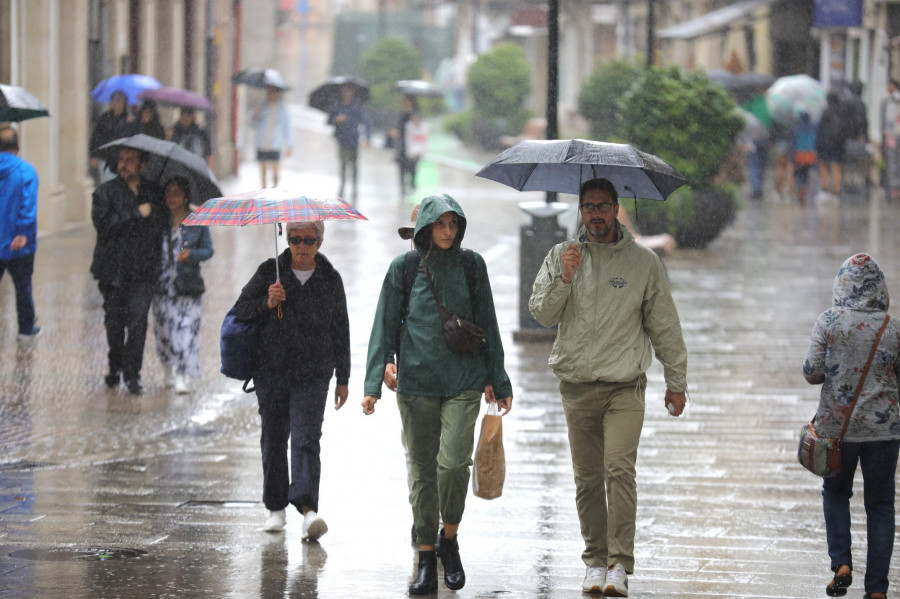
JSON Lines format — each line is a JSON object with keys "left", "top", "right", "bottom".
{"left": 288, "top": 236, "right": 318, "bottom": 246}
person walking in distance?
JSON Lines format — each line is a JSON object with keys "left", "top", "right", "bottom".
{"left": 90, "top": 147, "right": 167, "bottom": 394}
{"left": 529, "top": 178, "right": 688, "bottom": 596}
{"left": 0, "top": 127, "right": 41, "bottom": 340}
{"left": 327, "top": 83, "right": 372, "bottom": 202}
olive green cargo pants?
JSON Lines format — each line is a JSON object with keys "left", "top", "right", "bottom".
{"left": 398, "top": 390, "right": 482, "bottom": 546}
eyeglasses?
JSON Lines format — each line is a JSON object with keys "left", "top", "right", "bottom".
{"left": 287, "top": 236, "right": 317, "bottom": 246}
{"left": 580, "top": 202, "right": 617, "bottom": 214}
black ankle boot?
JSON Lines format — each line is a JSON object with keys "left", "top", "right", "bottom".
{"left": 409, "top": 550, "right": 437, "bottom": 595}
{"left": 438, "top": 529, "right": 465, "bottom": 590}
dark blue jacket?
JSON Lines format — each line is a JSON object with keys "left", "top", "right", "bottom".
{"left": 327, "top": 100, "right": 372, "bottom": 148}
{"left": 0, "top": 152, "right": 38, "bottom": 261}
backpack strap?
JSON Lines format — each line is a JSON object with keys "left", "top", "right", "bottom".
{"left": 401, "top": 250, "right": 420, "bottom": 318}
{"left": 460, "top": 248, "right": 478, "bottom": 303}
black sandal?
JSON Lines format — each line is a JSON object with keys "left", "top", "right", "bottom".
{"left": 825, "top": 565, "right": 852, "bottom": 597}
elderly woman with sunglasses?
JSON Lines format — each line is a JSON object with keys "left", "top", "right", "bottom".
{"left": 231, "top": 220, "right": 350, "bottom": 539}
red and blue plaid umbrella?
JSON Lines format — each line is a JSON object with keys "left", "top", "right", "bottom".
{"left": 182, "top": 187, "right": 367, "bottom": 226}
{"left": 182, "top": 187, "right": 367, "bottom": 284}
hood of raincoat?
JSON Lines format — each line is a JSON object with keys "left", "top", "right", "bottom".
{"left": 412, "top": 193, "right": 467, "bottom": 251}
{"left": 833, "top": 253, "right": 889, "bottom": 312}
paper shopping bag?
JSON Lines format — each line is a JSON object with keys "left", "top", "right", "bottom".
{"left": 472, "top": 402, "right": 505, "bottom": 499}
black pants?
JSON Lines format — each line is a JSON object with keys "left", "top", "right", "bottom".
{"left": 256, "top": 376, "right": 329, "bottom": 513}
{"left": 98, "top": 281, "right": 154, "bottom": 382}
{"left": 0, "top": 253, "right": 36, "bottom": 334}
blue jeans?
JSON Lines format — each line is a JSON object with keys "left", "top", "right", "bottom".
{"left": 0, "top": 253, "right": 36, "bottom": 334}
{"left": 747, "top": 142, "right": 768, "bottom": 196}
{"left": 822, "top": 439, "right": 900, "bottom": 595}
{"left": 256, "top": 377, "right": 329, "bottom": 513}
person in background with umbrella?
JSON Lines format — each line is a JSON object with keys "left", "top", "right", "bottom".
{"left": 362, "top": 194, "right": 513, "bottom": 595}
{"left": 89, "top": 90, "right": 135, "bottom": 184}
{"left": 231, "top": 220, "right": 349, "bottom": 539}
{"left": 793, "top": 110, "right": 817, "bottom": 205}
{"left": 0, "top": 127, "right": 41, "bottom": 340}
{"left": 327, "top": 83, "right": 372, "bottom": 202}
{"left": 252, "top": 85, "right": 292, "bottom": 189}
{"left": 528, "top": 178, "right": 688, "bottom": 596}
{"left": 151, "top": 176, "right": 213, "bottom": 395}
{"left": 740, "top": 85, "right": 771, "bottom": 199}
{"left": 90, "top": 147, "right": 167, "bottom": 394}
{"left": 169, "top": 108, "right": 213, "bottom": 171}
{"left": 389, "top": 95, "right": 417, "bottom": 195}
{"left": 134, "top": 99, "right": 165, "bottom": 140}
{"left": 817, "top": 91, "right": 849, "bottom": 198}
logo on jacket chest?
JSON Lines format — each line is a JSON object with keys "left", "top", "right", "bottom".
{"left": 609, "top": 277, "right": 627, "bottom": 289}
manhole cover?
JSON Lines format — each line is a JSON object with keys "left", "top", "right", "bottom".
{"left": 9, "top": 547, "right": 147, "bottom": 561}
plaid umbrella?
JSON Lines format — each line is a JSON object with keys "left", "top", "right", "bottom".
{"left": 182, "top": 187, "right": 367, "bottom": 283}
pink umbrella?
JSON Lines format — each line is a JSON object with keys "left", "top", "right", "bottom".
{"left": 138, "top": 87, "right": 212, "bottom": 110}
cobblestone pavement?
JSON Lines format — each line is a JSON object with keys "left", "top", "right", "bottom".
{"left": 2, "top": 99, "right": 900, "bottom": 597}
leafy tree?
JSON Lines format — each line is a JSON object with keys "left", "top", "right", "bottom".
{"left": 577, "top": 59, "right": 642, "bottom": 141}
{"left": 359, "top": 38, "right": 423, "bottom": 121}
{"left": 467, "top": 42, "right": 531, "bottom": 118}
{"left": 620, "top": 66, "right": 743, "bottom": 185}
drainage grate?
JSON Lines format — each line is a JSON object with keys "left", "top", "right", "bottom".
{"left": 9, "top": 547, "right": 147, "bottom": 561}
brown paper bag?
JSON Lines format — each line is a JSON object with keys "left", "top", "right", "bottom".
{"left": 472, "top": 402, "right": 505, "bottom": 499}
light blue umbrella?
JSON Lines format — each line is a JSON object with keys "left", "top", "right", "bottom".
{"left": 91, "top": 74, "right": 162, "bottom": 106}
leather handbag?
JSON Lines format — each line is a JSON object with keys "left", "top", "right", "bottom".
{"left": 423, "top": 260, "right": 485, "bottom": 353}
{"left": 798, "top": 314, "right": 890, "bottom": 477}
{"left": 173, "top": 269, "right": 206, "bottom": 297}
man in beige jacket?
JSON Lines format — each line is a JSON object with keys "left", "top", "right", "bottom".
{"left": 529, "top": 177, "right": 688, "bottom": 597}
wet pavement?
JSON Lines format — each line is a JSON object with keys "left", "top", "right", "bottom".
{"left": 4, "top": 100, "right": 900, "bottom": 598}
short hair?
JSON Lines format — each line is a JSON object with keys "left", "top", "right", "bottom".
{"left": 120, "top": 147, "right": 150, "bottom": 164}
{"left": 579, "top": 178, "right": 618, "bottom": 205}
{"left": 286, "top": 220, "right": 324, "bottom": 244}
{"left": 0, "top": 127, "right": 19, "bottom": 152}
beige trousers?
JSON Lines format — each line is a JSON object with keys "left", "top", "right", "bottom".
{"left": 560, "top": 376, "right": 645, "bottom": 573}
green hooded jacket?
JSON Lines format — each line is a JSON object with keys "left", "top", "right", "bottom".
{"left": 529, "top": 222, "right": 687, "bottom": 391}
{"left": 364, "top": 194, "right": 512, "bottom": 399}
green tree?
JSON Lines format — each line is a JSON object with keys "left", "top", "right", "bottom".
{"left": 467, "top": 42, "right": 531, "bottom": 118}
{"left": 577, "top": 59, "right": 642, "bottom": 141}
{"left": 359, "top": 38, "right": 423, "bottom": 125}
{"left": 620, "top": 66, "right": 743, "bottom": 184}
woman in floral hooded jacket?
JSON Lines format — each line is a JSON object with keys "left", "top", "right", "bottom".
{"left": 803, "top": 253, "right": 900, "bottom": 599}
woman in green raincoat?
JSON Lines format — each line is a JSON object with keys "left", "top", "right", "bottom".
{"left": 362, "top": 193, "right": 513, "bottom": 595}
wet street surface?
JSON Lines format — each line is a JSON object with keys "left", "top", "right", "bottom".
{"left": 3, "top": 100, "right": 900, "bottom": 597}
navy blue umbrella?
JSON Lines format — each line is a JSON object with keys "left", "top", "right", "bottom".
{"left": 308, "top": 76, "right": 369, "bottom": 112}
{"left": 475, "top": 139, "right": 687, "bottom": 201}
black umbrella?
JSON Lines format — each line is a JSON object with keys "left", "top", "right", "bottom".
{"left": 232, "top": 68, "right": 291, "bottom": 90}
{"left": 393, "top": 80, "right": 443, "bottom": 98}
{"left": 99, "top": 134, "right": 222, "bottom": 203}
{"left": 0, "top": 84, "right": 50, "bottom": 122}
{"left": 475, "top": 139, "right": 687, "bottom": 201}
{"left": 308, "top": 76, "right": 369, "bottom": 112}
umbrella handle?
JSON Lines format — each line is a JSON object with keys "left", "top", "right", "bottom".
{"left": 274, "top": 222, "right": 283, "bottom": 320}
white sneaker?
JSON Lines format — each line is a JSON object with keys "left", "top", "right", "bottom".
{"left": 263, "top": 509, "right": 285, "bottom": 532}
{"left": 603, "top": 564, "right": 629, "bottom": 597}
{"left": 582, "top": 566, "right": 606, "bottom": 593}
{"left": 174, "top": 374, "right": 189, "bottom": 394}
{"left": 162, "top": 365, "right": 175, "bottom": 388}
{"left": 301, "top": 510, "right": 328, "bottom": 541}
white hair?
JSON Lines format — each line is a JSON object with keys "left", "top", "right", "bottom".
{"left": 285, "top": 220, "right": 324, "bottom": 243}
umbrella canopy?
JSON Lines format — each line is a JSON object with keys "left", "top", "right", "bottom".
{"left": 91, "top": 74, "right": 162, "bottom": 105}
{"left": 766, "top": 74, "right": 826, "bottom": 125}
{"left": 232, "top": 68, "right": 291, "bottom": 90}
{"left": 183, "top": 187, "right": 367, "bottom": 287}
{"left": 308, "top": 76, "right": 370, "bottom": 112}
{"left": 740, "top": 109, "right": 768, "bottom": 144}
{"left": 705, "top": 69, "right": 775, "bottom": 93}
{"left": 475, "top": 139, "right": 688, "bottom": 201}
{"left": 99, "top": 134, "right": 222, "bottom": 203}
{"left": 138, "top": 87, "right": 212, "bottom": 110}
{"left": 393, "top": 80, "right": 443, "bottom": 98}
{"left": 0, "top": 84, "right": 50, "bottom": 122}
{"left": 182, "top": 187, "right": 367, "bottom": 227}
